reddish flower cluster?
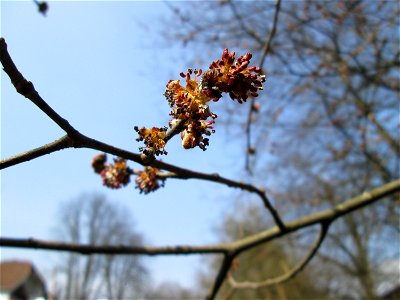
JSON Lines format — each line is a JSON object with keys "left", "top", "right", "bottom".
{"left": 166, "top": 69, "right": 216, "bottom": 120}
{"left": 134, "top": 49, "right": 264, "bottom": 153}
{"left": 91, "top": 154, "right": 166, "bottom": 193}
{"left": 134, "top": 166, "right": 165, "bottom": 194}
{"left": 92, "top": 49, "right": 265, "bottom": 195}
{"left": 164, "top": 68, "right": 218, "bottom": 151}
{"left": 134, "top": 126, "right": 168, "bottom": 156}
{"left": 160, "top": 49, "right": 265, "bottom": 151}
{"left": 204, "top": 49, "right": 266, "bottom": 103}
{"left": 91, "top": 154, "right": 131, "bottom": 189}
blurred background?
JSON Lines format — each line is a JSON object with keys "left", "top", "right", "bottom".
{"left": 1, "top": 1, "right": 399, "bottom": 299}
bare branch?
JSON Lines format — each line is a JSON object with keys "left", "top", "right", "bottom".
{"left": 164, "top": 118, "right": 186, "bottom": 143}
{"left": 245, "top": 0, "right": 281, "bottom": 173}
{"left": 228, "top": 221, "right": 330, "bottom": 289}
{"left": 0, "top": 237, "right": 228, "bottom": 256}
{"left": 0, "top": 135, "right": 73, "bottom": 169}
{"left": 0, "top": 38, "right": 80, "bottom": 137}
{"left": 157, "top": 167, "right": 285, "bottom": 230}
{"left": 259, "top": 0, "right": 281, "bottom": 67}
{"left": 207, "top": 179, "right": 399, "bottom": 298}
{"left": 1, "top": 179, "right": 398, "bottom": 299}
{"left": 206, "top": 253, "right": 235, "bottom": 300}
{"left": 0, "top": 37, "right": 286, "bottom": 230}
{"left": 231, "top": 179, "right": 400, "bottom": 254}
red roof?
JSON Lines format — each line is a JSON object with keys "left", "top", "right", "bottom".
{"left": 0, "top": 260, "right": 35, "bottom": 291}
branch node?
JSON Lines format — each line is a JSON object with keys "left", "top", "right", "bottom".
{"left": 140, "top": 152, "right": 156, "bottom": 165}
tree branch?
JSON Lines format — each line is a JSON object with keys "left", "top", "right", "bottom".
{"left": 0, "top": 237, "right": 228, "bottom": 255}
{"left": 1, "top": 179, "right": 398, "bottom": 299}
{"left": 204, "top": 179, "right": 399, "bottom": 298}
{"left": 227, "top": 221, "right": 330, "bottom": 289}
{"left": 0, "top": 37, "right": 285, "bottom": 230}
{"left": 0, "top": 38, "right": 80, "bottom": 137}
{"left": 0, "top": 135, "right": 73, "bottom": 169}
{"left": 245, "top": 0, "right": 281, "bottom": 173}
{"left": 259, "top": 0, "right": 281, "bottom": 68}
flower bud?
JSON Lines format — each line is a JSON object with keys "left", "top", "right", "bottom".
{"left": 91, "top": 153, "right": 107, "bottom": 174}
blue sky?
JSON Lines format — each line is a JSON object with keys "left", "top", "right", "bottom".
{"left": 0, "top": 0, "right": 250, "bottom": 290}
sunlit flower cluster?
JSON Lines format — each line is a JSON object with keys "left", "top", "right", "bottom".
{"left": 134, "top": 166, "right": 165, "bottom": 194}
{"left": 91, "top": 154, "right": 131, "bottom": 189}
{"left": 166, "top": 69, "right": 217, "bottom": 120}
{"left": 164, "top": 68, "right": 218, "bottom": 151}
{"left": 181, "top": 119, "right": 215, "bottom": 150}
{"left": 134, "top": 126, "right": 168, "bottom": 156}
{"left": 92, "top": 49, "right": 265, "bottom": 195}
{"left": 162, "top": 49, "right": 265, "bottom": 151}
{"left": 134, "top": 49, "right": 264, "bottom": 154}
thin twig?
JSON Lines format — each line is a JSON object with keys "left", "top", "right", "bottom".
{"left": 164, "top": 118, "right": 186, "bottom": 143}
{"left": 0, "top": 37, "right": 80, "bottom": 137}
{"left": 0, "top": 135, "right": 73, "bottom": 169}
{"left": 259, "top": 0, "right": 282, "bottom": 68}
{"left": 245, "top": 0, "right": 281, "bottom": 174}
{"left": 0, "top": 237, "right": 228, "bottom": 256}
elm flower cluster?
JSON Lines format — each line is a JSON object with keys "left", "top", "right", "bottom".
{"left": 134, "top": 126, "right": 168, "bottom": 156}
{"left": 93, "top": 49, "right": 265, "bottom": 194}
{"left": 134, "top": 49, "right": 265, "bottom": 154}
{"left": 91, "top": 154, "right": 166, "bottom": 194}
{"left": 181, "top": 119, "right": 215, "bottom": 150}
{"left": 161, "top": 49, "right": 265, "bottom": 151}
{"left": 134, "top": 167, "right": 165, "bottom": 194}
{"left": 165, "top": 68, "right": 218, "bottom": 150}
{"left": 203, "top": 49, "right": 266, "bottom": 103}
{"left": 91, "top": 154, "right": 131, "bottom": 189}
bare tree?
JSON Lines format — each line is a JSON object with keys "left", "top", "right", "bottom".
{"left": 55, "top": 194, "right": 147, "bottom": 299}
